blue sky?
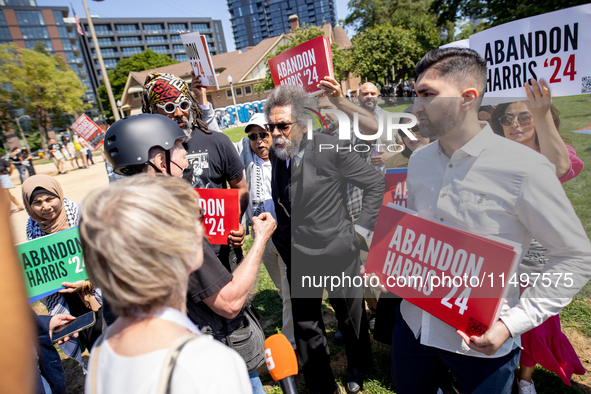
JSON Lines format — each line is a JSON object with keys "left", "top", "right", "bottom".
{"left": 37, "top": 0, "right": 352, "bottom": 52}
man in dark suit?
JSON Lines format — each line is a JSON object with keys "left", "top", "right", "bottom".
{"left": 265, "top": 83, "right": 385, "bottom": 394}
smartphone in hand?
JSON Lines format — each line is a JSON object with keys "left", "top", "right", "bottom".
{"left": 52, "top": 311, "right": 96, "bottom": 344}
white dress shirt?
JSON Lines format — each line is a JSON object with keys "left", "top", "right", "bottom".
{"left": 403, "top": 125, "right": 591, "bottom": 358}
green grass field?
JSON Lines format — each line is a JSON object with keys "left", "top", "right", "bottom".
{"left": 228, "top": 95, "right": 591, "bottom": 394}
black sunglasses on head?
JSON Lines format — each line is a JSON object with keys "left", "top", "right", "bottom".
{"left": 248, "top": 131, "right": 270, "bottom": 141}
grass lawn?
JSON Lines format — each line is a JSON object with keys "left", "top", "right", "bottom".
{"left": 246, "top": 95, "right": 591, "bottom": 393}
{"left": 223, "top": 125, "right": 246, "bottom": 142}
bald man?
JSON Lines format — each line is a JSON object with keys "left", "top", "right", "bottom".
{"left": 356, "top": 82, "right": 401, "bottom": 168}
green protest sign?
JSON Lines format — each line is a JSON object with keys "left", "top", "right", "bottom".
{"left": 16, "top": 227, "right": 88, "bottom": 303}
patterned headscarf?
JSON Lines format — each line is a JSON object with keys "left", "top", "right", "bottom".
{"left": 141, "top": 72, "right": 210, "bottom": 134}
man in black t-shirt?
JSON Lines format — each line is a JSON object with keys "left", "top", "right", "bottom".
{"left": 10, "top": 147, "right": 27, "bottom": 184}
{"left": 47, "top": 138, "right": 66, "bottom": 174}
{"left": 141, "top": 72, "right": 250, "bottom": 272}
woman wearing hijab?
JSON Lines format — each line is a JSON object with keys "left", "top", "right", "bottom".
{"left": 22, "top": 175, "right": 104, "bottom": 368}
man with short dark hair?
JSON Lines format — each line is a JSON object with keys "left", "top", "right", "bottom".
{"left": 392, "top": 47, "right": 591, "bottom": 393}
{"left": 267, "top": 81, "right": 385, "bottom": 394}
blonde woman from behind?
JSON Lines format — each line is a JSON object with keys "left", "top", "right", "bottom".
{"left": 81, "top": 174, "right": 252, "bottom": 394}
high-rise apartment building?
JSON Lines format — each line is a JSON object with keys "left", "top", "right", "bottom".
{"left": 0, "top": 0, "right": 96, "bottom": 105}
{"left": 227, "top": 0, "right": 337, "bottom": 50}
{"left": 78, "top": 17, "right": 227, "bottom": 84}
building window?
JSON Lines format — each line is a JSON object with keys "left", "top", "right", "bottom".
{"left": 25, "top": 40, "right": 52, "bottom": 52}
{"left": 226, "top": 89, "right": 233, "bottom": 98}
{"left": 148, "top": 45, "right": 168, "bottom": 54}
{"left": 115, "top": 24, "right": 138, "bottom": 34}
{"left": 121, "top": 46, "right": 142, "bottom": 56}
{"left": 15, "top": 10, "right": 45, "bottom": 26}
{"left": 173, "top": 44, "right": 184, "bottom": 53}
{"left": 175, "top": 54, "right": 188, "bottom": 61}
{"left": 244, "top": 85, "right": 252, "bottom": 95}
{"left": 97, "top": 48, "right": 117, "bottom": 57}
{"left": 146, "top": 35, "right": 166, "bottom": 44}
{"left": 119, "top": 36, "right": 141, "bottom": 44}
{"left": 64, "top": 51, "right": 79, "bottom": 63}
{"left": 235, "top": 87, "right": 243, "bottom": 96}
{"left": 20, "top": 27, "right": 49, "bottom": 39}
{"left": 168, "top": 23, "right": 187, "bottom": 33}
{"left": 0, "top": 12, "right": 6, "bottom": 26}
{"left": 143, "top": 23, "right": 165, "bottom": 33}
{"left": 61, "top": 38, "right": 72, "bottom": 50}
{"left": 93, "top": 25, "right": 112, "bottom": 35}
{"left": 97, "top": 37, "right": 115, "bottom": 46}
{"left": 103, "top": 58, "right": 117, "bottom": 68}
{"left": 52, "top": 11, "right": 64, "bottom": 25}
{"left": 170, "top": 34, "right": 181, "bottom": 43}
{"left": 133, "top": 92, "right": 141, "bottom": 99}
{"left": 191, "top": 23, "right": 210, "bottom": 32}
{"left": 0, "top": 27, "right": 11, "bottom": 40}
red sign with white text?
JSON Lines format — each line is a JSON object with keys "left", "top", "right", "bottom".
{"left": 70, "top": 114, "right": 105, "bottom": 150}
{"left": 195, "top": 189, "right": 239, "bottom": 245}
{"left": 268, "top": 35, "right": 333, "bottom": 95}
{"left": 383, "top": 169, "right": 408, "bottom": 207}
{"left": 365, "top": 204, "right": 521, "bottom": 336}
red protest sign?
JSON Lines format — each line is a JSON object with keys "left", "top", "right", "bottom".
{"left": 383, "top": 169, "right": 408, "bottom": 207}
{"left": 195, "top": 189, "right": 240, "bottom": 245}
{"left": 70, "top": 114, "right": 106, "bottom": 150}
{"left": 365, "top": 204, "right": 521, "bottom": 336}
{"left": 268, "top": 35, "right": 333, "bottom": 95}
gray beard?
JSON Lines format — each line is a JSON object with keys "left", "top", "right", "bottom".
{"left": 181, "top": 111, "right": 194, "bottom": 140}
{"left": 273, "top": 135, "right": 302, "bottom": 161}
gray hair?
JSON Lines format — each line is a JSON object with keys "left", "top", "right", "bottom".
{"left": 79, "top": 174, "right": 203, "bottom": 317}
{"left": 263, "top": 84, "right": 318, "bottom": 128}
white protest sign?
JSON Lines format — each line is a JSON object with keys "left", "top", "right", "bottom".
{"left": 469, "top": 4, "right": 591, "bottom": 97}
{"left": 180, "top": 32, "right": 219, "bottom": 90}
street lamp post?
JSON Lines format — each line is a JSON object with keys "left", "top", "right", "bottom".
{"left": 227, "top": 75, "right": 237, "bottom": 124}
{"left": 116, "top": 99, "right": 124, "bottom": 119}
{"left": 15, "top": 115, "right": 32, "bottom": 154}
{"left": 81, "top": 0, "right": 120, "bottom": 121}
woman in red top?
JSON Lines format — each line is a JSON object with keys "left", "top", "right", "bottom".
{"left": 491, "top": 79, "right": 585, "bottom": 394}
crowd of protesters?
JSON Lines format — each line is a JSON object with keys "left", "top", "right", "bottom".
{"left": 11, "top": 46, "right": 590, "bottom": 394}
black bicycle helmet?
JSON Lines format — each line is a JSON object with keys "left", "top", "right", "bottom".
{"left": 104, "top": 114, "right": 186, "bottom": 176}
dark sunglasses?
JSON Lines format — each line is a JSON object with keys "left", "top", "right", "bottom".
{"left": 156, "top": 100, "right": 191, "bottom": 114}
{"left": 499, "top": 114, "right": 533, "bottom": 127}
{"left": 248, "top": 131, "right": 270, "bottom": 141}
{"left": 265, "top": 122, "right": 297, "bottom": 132}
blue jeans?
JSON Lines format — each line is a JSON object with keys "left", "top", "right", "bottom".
{"left": 391, "top": 306, "right": 520, "bottom": 394}
{"left": 249, "top": 370, "right": 266, "bottom": 394}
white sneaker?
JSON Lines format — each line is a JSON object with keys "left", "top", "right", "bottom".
{"left": 518, "top": 379, "right": 537, "bottom": 394}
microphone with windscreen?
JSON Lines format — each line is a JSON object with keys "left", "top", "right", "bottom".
{"left": 264, "top": 333, "right": 299, "bottom": 394}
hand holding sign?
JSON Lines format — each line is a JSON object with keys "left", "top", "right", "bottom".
{"left": 58, "top": 280, "right": 87, "bottom": 294}
{"left": 318, "top": 76, "right": 342, "bottom": 98}
{"left": 190, "top": 71, "right": 208, "bottom": 106}
{"left": 457, "top": 320, "right": 512, "bottom": 356}
{"left": 524, "top": 78, "right": 552, "bottom": 118}
{"left": 228, "top": 224, "right": 245, "bottom": 249}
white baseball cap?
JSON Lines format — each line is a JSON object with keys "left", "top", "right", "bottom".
{"left": 245, "top": 113, "right": 267, "bottom": 133}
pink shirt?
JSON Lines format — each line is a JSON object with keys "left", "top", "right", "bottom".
{"left": 558, "top": 145, "right": 584, "bottom": 184}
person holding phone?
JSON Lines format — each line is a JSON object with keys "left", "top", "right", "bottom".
{"left": 22, "top": 175, "right": 104, "bottom": 367}
{"left": 81, "top": 175, "right": 251, "bottom": 394}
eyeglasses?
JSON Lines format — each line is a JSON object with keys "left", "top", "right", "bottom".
{"left": 156, "top": 100, "right": 191, "bottom": 114}
{"left": 248, "top": 131, "right": 270, "bottom": 141}
{"left": 265, "top": 122, "right": 297, "bottom": 132}
{"left": 499, "top": 114, "right": 533, "bottom": 127}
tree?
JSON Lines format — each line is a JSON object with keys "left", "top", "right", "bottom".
{"left": 97, "top": 49, "right": 178, "bottom": 121}
{"left": 344, "top": 0, "right": 446, "bottom": 51}
{"left": 254, "top": 24, "right": 350, "bottom": 94}
{"left": 431, "top": 0, "right": 589, "bottom": 32}
{"left": 350, "top": 24, "right": 423, "bottom": 84}
{"left": 0, "top": 43, "right": 87, "bottom": 149}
